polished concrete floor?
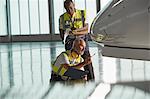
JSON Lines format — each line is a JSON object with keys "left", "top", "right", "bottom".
{"left": 0, "top": 41, "right": 150, "bottom": 99}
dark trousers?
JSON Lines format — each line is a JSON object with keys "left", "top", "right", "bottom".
{"left": 50, "top": 68, "right": 88, "bottom": 82}
{"left": 50, "top": 72, "right": 64, "bottom": 82}
{"left": 82, "top": 51, "right": 95, "bottom": 81}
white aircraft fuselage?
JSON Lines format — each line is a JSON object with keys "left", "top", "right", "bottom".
{"left": 91, "top": 0, "right": 150, "bottom": 60}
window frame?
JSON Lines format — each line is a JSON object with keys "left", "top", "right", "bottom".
{"left": 0, "top": 0, "right": 100, "bottom": 43}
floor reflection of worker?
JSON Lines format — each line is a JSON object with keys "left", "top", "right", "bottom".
{"left": 59, "top": 0, "right": 95, "bottom": 81}
{"left": 50, "top": 38, "right": 92, "bottom": 82}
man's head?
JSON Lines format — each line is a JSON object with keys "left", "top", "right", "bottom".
{"left": 72, "top": 38, "right": 86, "bottom": 56}
{"left": 64, "top": 0, "right": 75, "bottom": 16}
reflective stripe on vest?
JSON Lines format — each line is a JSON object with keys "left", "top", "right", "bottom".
{"left": 61, "top": 10, "right": 85, "bottom": 30}
{"left": 52, "top": 64, "right": 67, "bottom": 76}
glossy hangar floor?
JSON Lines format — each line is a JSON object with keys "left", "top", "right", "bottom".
{"left": 0, "top": 41, "right": 150, "bottom": 99}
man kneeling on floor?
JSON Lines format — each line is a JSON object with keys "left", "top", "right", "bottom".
{"left": 50, "top": 38, "right": 92, "bottom": 82}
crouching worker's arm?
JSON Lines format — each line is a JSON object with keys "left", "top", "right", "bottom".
{"left": 57, "top": 58, "right": 91, "bottom": 80}
{"left": 62, "top": 57, "right": 92, "bottom": 70}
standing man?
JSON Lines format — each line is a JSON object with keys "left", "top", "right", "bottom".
{"left": 59, "top": 0, "right": 95, "bottom": 81}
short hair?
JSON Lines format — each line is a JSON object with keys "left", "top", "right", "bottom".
{"left": 64, "top": 0, "right": 73, "bottom": 9}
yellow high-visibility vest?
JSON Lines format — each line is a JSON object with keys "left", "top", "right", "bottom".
{"left": 51, "top": 50, "right": 82, "bottom": 76}
{"left": 59, "top": 10, "right": 86, "bottom": 30}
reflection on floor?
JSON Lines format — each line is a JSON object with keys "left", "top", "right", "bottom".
{"left": 0, "top": 41, "right": 150, "bottom": 99}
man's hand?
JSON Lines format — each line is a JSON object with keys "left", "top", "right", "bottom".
{"left": 71, "top": 29, "right": 88, "bottom": 36}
